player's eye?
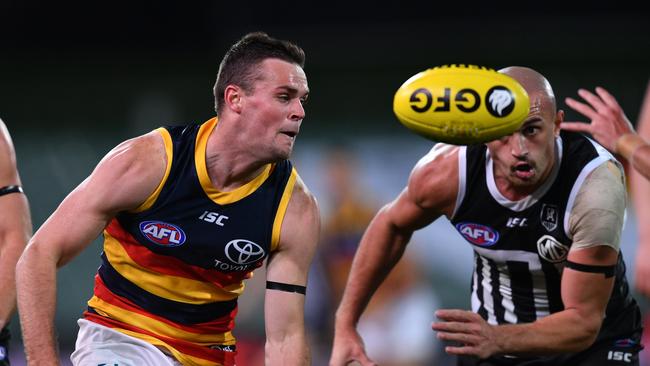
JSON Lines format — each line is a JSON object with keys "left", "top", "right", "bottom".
{"left": 522, "top": 125, "right": 540, "bottom": 136}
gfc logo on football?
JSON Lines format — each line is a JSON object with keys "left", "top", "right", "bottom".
{"left": 408, "top": 86, "right": 515, "bottom": 118}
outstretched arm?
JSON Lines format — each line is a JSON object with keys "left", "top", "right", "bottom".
{"left": 330, "top": 144, "right": 459, "bottom": 366}
{"left": 562, "top": 86, "right": 650, "bottom": 179}
{"left": 264, "top": 174, "right": 319, "bottom": 366}
{"left": 0, "top": 120, "right": 32, "bottom": 331}
{"left": 16, "top": 131, "right": 166, "bottom": 365}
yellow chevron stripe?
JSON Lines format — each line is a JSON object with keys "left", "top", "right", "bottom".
{"left": 132, "top": 127, "right": 174, "bottom": 213}
{"left": 87, "top": 295, "right": 236, "bottom": 345}
{"left": 103, "top": 232, "right": 244, "bottom": 304}
{"left": 271, "top": 168, "right": 298, "bottom": 252}
{"left": 195, "top": 118, "right": 273, "bottom": 205}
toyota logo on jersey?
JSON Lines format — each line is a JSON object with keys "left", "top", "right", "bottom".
{"left": 139, "top": 221, "right": 187, "bottom": 247}
{"left": 455, "top": 222, "right": 500, "bottom": 247}
{"left": 225, "top": 239, "right": 266, "bottom": 265}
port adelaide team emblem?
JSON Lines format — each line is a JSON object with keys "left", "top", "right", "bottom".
{"left": 540, "top": 203, "right": 559, "bottom": 232}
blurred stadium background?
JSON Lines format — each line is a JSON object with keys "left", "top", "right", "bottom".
{"left": 1, "top": 2, "right": 649, "bottom": 365}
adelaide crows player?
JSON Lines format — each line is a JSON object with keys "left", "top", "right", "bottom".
{"left": 17, "top": 32, "right": 319, "bottom": 366}
{"left": 331, "top": 67, "right": 643, "bottom": 366}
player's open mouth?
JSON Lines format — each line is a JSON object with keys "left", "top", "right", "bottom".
{"left": 513, "top": 163, "right": 534, "bottom": 179}
{"left": 281, "top": 131, "right": 297, "bottom": 138}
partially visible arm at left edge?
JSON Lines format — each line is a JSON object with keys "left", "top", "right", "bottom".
{"left": 0, "top": 121, "right": 32, "bottom": 330}
{"left": 264, "top": 174, "right": 320, "bottom": 365}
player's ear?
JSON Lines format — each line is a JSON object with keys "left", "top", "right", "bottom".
{"left": 224, "top": 85, "right": 243, "bottom": 113}
{"left": 554, "top": 109, "right": 564, "bottom": 136}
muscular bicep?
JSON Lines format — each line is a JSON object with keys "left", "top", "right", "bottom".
{"left": 561, "top": 245, "right": 617, "bottom": 335}
{"left": 266, "top": 175, "right": 319, "bottom": 286}
{"left": 265, "top": 175, "right": 319, "bottom": 339}
{"left": 30, "top": 132, "right": 168, "bottom": 266}
{"left": 562, "top": 161, "right": 624, "bottom": 334}
{"left": 384, "top": 144, "right": 460, "bottom": 233}
{"left": 0, "top": 120, "right": 31, "bottom": 248}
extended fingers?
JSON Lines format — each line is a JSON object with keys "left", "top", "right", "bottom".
{"left": 565, "top": 97, "right": 597, "bottom": 120}
{"left": 560, "top": 121, "right": 592, "bottom": 133}
{"left": 595, "top": 86, "right": 623, "bottom": 111}
{"left": 435, "top": 309, "right": 479, "bottom": 322}
{"left": 436, "top": 331, "right": 482, "bottom": 344}
{"left": 577, "top": 88, "right": 609, "bottom": 113}
{"left": 444, "top": 344, "right": 482, "bottom": 356}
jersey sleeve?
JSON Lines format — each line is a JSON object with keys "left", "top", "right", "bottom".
{"left": 568, "top": 161, "right": 627, "bottom": 251}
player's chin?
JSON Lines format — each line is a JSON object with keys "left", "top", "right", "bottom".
{"left": 274, "top": 145, "right": 294, "bottom": 160}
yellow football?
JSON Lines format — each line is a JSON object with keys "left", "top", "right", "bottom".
{"left": 393, "top": 64, "right": 530, "bottom": 144}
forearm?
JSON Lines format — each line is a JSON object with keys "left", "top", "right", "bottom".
{"left": 334, "top": 210, "right": 410, "bottom": 327}
{"left": 265, "top": 331, "right": 310, "bottom": 365}
{"left": 0, "top": 240, "right": 24, "bottom": 328}
{"left": 616, "top": 134, "right": 650, "bottom": 180}
{"left": 494, "top": 308, "right": 600, "bottom": 356}
{"left": 630, "top": 145, "right": 650, "bottom": 181}
{"left": 16, "top": 243, "right": 60, "bottom": 365}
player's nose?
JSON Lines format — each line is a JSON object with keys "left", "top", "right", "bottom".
{"left": 290, "top": 99, "right": 305, "bottom": 121}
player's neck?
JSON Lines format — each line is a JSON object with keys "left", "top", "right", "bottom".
{"left": 203, "top": 125, "right": 270, "bottom": 192}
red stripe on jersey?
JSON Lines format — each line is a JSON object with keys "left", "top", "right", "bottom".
{"left": 105, "top": 219, "right": 256, "bottom": 287}
{"left": 84, "top": 311, "right": 236, "bottom": 366}
{"left": 92, "top": 274, "right": 237, "bottom": 334}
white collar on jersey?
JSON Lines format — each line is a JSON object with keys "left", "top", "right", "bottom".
{"left": 485, "top": 136, "right": 563, "bottom": 212}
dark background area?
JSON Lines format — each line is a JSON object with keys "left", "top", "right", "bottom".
{"left": 2, "top": 2, "right": 649, "bottom": 137}
{"left": 1, "top": 2, "right": 649, "bottom": 363}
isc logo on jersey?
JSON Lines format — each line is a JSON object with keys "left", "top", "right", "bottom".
{"left": 455, "top": 222, "right": 499, "bottom": 247}
{"left": 139, "top": 221, "right": 187, "bottom": 247}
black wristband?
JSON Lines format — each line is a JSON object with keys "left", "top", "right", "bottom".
{"left": 566, "top": 260, "right": 616, "bottom": 278}
{"left": 0, "top": 185, "right": 22, "bottom": 197}
{"left": 266, "top": 281, "right": 306, "bottom": 295}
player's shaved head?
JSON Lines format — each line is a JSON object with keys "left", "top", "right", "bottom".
{"left": 499, "top": 66, "right": 556, "bottom": 115}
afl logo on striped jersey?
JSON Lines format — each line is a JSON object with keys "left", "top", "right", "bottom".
{"left": 455, "top": 222, "right": 499, "bottom": 247}
{"left": 139, "top": 221, "right": 187, "bottom": 247}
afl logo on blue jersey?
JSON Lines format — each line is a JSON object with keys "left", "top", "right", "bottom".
{"left": 139, "top": 221, "right": 187, "bottom": 247}
{"left": 455, "top": 222, "right": 499, "bottom": 247}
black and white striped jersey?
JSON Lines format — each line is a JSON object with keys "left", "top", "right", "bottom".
{"left": 450, "top": 131, "right": 635, "bottom": 326}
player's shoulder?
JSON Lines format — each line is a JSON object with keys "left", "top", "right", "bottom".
{"left": 410, "top": 143, "right": 460, "bottom": 186}
{"left": 289, "top": 170, "right": 319, "bottom": 215}
{"left": 94, "top": 129, "right": 168, "bottom": 181}
{"left": 407, "top": 143, "right": 460, "bottom": 210}
{"left": 0, "top": 119, "right": 16, "bottom": 158}
{"left": 584, "top": 159, "right": 626, "bottom": 192}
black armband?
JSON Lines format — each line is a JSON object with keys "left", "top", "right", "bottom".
{"left": 565, "top": 260, "right": 616, "bottom": 278}
{"left": 0, "top": 326, "right": 10, "bottom": 365}
{"left": 0, "top": 185, "right": 23, "bottom": 197}
{"left": 266, "top": 281, "right": 306, "bottom": 295}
